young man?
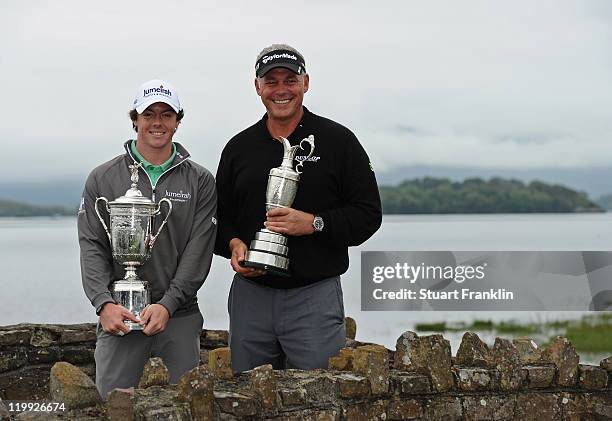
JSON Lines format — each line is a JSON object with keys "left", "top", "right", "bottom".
{"left": 78, "top": 79, "right": 217, "bottom": 398}
{"left": 215, "top": 45, "right": 382, "bottom": 372}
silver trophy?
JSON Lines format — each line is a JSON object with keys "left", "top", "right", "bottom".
{"left": 242, "top": 135, "right": 315, "bottom": 276}
{"left": 94, "top": 163, "right": 172, "bottom": 330}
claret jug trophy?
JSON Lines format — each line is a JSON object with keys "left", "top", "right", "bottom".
{"left": 95, "top": 163, "right": 172, "bottom": 330}
{"left": 242, "top": 135, "right": 315, "bottom": 276}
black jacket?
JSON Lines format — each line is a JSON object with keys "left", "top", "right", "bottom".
{"left": 214, "top": 108, "right": 382, "bottom": 289}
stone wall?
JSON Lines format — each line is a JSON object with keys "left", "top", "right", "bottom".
{"left": 0, "top": 322, "right": 611, "bottom": 420}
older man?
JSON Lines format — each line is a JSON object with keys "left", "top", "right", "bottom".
{"left": 78, "top": 79, "right": 217, "bottom": 397}
{"left": 215, "top": 45, "right": 382, "bottom": 372}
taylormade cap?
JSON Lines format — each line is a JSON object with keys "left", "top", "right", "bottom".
{"left": 132, "top": 79, "right": 181, "bottom": 114}
{"left": 255, "top": 49, "right": 306, "bottom": 78}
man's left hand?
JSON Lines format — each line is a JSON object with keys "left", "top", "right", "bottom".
{"left": 265, "top": 207, "right": 314, "bottom": 236}
{"left": 140, "top": 304, "right": 170, "bottom": 336}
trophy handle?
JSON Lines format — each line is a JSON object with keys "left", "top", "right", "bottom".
{"left": 94, "top": 197, "right": 111, "bottom": 242}
{"left": 149, "top": 198, "right": 172, "bottom": 249}
{"left": 295, "top": 135, "right": 315, "bottom": 174}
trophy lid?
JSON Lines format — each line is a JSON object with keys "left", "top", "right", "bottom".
{"left": 109, "top": 163, "right": 156, "bottom": 208}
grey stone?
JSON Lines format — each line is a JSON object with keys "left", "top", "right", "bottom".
{"left": 328, "top": 347, "right": 354, "bottom": 371}
{"left": 490, "top": 338, "right": 522, "bottom": 391}
{"left": 250, "top": 364, "right": 277, "bottom": 409}
{"left": 270, "top": 408, "right": 340, "bottom": 420}
{"left": 390, "top": 373, "right": 430, "bottom": 395}
{"left": 559, "top": 392, "right": 588, "bottom": 421}
{"left": 0, "top": 399, "right": 9, "bottom": 421}
{"left": 515, "top": 392, "right": 560, "bottom": 420}
{"left": 177, "top": 365, "right": 214, "bottom": 420}
{"left": 345, "top": 317, "right": 357, "bottom": 340}
{"left": 14, "top": 412, "right": 60, "bottom": 420}
{"left": 453, "top": 367, "right": 492, "bottom": 391}
{"left": 423, "top": 397, "right": 463, "bottom": 421}
{"left": 0, "top": 329, "right": 31, "bottom": 346}
{"left": 29, "top": 327, "right": 60, "bottom": 347}
{"left": 208, "top": 347, "right": 232, "bottom": 379}
{"left": 59, "top": 329, "right": 96, "bottom": 344}
{"left": 140, "top": 405, "right": 191, "bottom": 420}
{"left": 214, "top": 391, "right": 258, "bottom": 417}
{"left": 107, "top": 387, "right": 134, "bottom": 421}
{"left": 387, "top": 398, "right": 422, "bottom": 420}
{"left": 49, "top": 361, "right": 101, "bottom": 409}
{"left": 513, "top": 337, "right": 542, "bottom": 364}
{"left": 200, "top": 329, "right": 229, "bottom": 349}
{"left": 27, "top": 346, "right": 60, "bottom": 364}
{"left": 0, "top": 348, "right": 27, "bottom": 373}
{"left": 138, "top": 357, "right": 170, "bottom": 389}
{"left": 0, "top": 365, "right": 50, "bottom": 400}
{"left": 523, "top": 365, "right": 555, "bottom": 389}
{"left": 342, "top": 399, "right": 388, "bottom": 421}
{"left": 539, "top": 336, "right": 579, "bottom": 387}
{"left": 61, "top": 345, "right": 95, "bottom": 365}
{"left": 586, "top": 392, "right": 612, "bottom": 419}
{"left": 299, "top": 372, "right": 337, "bottom": 404}
{"left": 278, "top": 388, "right": 307, "bottom": 407}
{"left": 394, "top": 331, "right": 454, "bottom": 392}
{"left": 600, "top": 355, "right": 612, "bottom": 372}
{"left": 352, "top": 345, "right": 389, "bottom": 395}
{"left": 462, "top": 395, "right": 516, "bottom": 420}
{"left": 333, "top": 373, "right": 370, "bottom": 399}
{"left": 455, "top": 332, "right": 490, "bottom": 367}
{"left": 578, "top": 364, "right": 608, "bottom": 390}
{"left": 132, "top": 385, "right": 185, "bottom": 419}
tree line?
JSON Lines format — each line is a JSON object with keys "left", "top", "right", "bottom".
{"left": 380, "top": 177, "right": 602, "bottom": 214}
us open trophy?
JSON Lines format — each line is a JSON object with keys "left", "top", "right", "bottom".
{"left": 242, "top": 135, "right": 315, "bottom": 276}
{"left": 94, "top": 163, "right": 172, "bottom": 330}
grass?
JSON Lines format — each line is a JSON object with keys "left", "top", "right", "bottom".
{"left": 563, "top": 314, "right": 612, "bottom": 353}
{"left": 414, "top": 313, "right": 612, "bottom": 353}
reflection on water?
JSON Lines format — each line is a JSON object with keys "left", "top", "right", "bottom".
{"left": 1, "top": 214, "right": 611, "bottom": 363}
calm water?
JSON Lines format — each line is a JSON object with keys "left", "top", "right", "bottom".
{"left": 1, "top": 214, "right": 610, "bottom": 360}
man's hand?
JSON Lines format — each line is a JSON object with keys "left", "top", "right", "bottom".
{"left": 265, "top": 207, "right": 314, "bottom": 236}
{"left": 229, "top": 238, "right": 265, "bottom": 277}
{"left": 99, "top": 302, "right": 140, "bottom": 336}
{"left": 140, "top": 304, "right": 170, "bottom": 336}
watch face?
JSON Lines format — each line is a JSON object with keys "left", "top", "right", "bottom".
{"left": 314, "top": 216, "right": 324, "bottom": 231}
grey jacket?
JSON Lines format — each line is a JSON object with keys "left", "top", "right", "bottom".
{"left": 78, "top": 141, "right": 217, "bottom": 317}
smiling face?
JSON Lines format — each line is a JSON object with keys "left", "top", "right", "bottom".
{"left": 134, "top": 102, "right": 178, "bottom": 152}
{"left": 255, "top": 67, "right": 309, "bottom": 125}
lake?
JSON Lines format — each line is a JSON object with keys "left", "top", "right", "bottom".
{"left": 1, "top": 213, "right": 610, "bottom": 361}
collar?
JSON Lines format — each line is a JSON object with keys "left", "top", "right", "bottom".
{"left": 123, "top": 140, "right": 191, "bottom": 167}
{"left": 258, "top": 106, "right": 313, "bottom": 141}
{"left": 129, "top": 140, "right": 176, "bottom": 172}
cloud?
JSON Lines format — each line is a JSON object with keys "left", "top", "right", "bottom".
{"left": 2, "top": 1, "right": 612, "bottom": 182}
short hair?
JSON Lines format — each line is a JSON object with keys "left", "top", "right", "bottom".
{"left": 128, "top": 108, "right": 184, "bottom": 132}
{"left": 256, "top": 43, "right": 306, "bottom": 70}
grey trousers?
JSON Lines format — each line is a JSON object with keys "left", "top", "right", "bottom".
{"left": 94, "top": 310, "right": 203, "bottom": 399}
{"left": 229, "top": 274, "right": 346, "bottom": 373}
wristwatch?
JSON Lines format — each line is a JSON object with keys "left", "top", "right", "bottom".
{"left": 313, "top": 215, "right": 324, "bottom": 232}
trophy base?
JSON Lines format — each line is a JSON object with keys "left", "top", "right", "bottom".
{"left": 111, "top": 273, "right": 150, "bottom": 329}
{"left": 241, "top": 229, "right": 291, "bottom": 277}
{"left": 240, "top": 258, "right": 290, "bottom": 277}
{"left": 124, "top": 321, "right": 143, "bottom": 331}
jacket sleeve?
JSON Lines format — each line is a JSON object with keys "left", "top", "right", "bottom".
{"left": 317, "top": 132, "right": 382, "bottom": 247}
{"left": 77, "top": 171, "right": 116, "bottom": 314}
{"left": 157, "top": 170, "right": 218, "bottom": 316}
{"left": 213, "top": 146, "right": 237, "bottom": 259}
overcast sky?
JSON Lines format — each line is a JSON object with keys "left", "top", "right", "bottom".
{"left": 2, "top": 1, "right": 612, "bottom": 183}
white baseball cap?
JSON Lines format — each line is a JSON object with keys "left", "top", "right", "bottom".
{"left": 132, "top": 79, "right": 182, "bottom": 114}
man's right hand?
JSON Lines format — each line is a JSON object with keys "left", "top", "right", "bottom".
{"left": 229, "top": 238, "right": 265, "bottom": 277}
{"left": 99, "top": 302, "right": 140, "bottom": 336}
